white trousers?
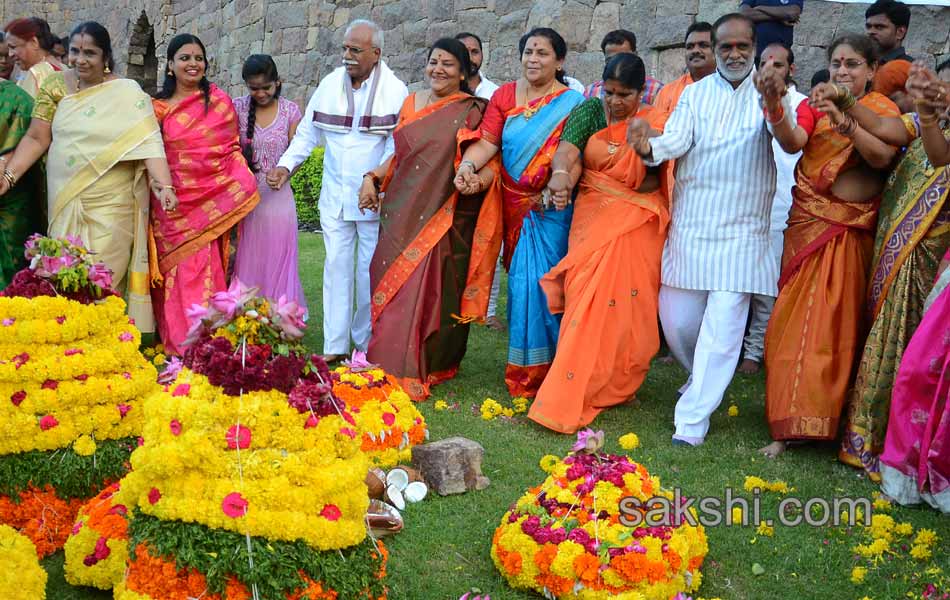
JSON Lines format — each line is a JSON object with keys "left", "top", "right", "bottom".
{"left": 320, "top": 212, "right": 378, "bottom": 355}
{"left": 742, "top": 229, "right": 784, "bottom": 362}
{"left": 659, "top": 285, "right": 751, "bottom": 439}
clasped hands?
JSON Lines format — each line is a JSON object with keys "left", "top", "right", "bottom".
{"left": 149, "top": 180, "right": 179, "bottom": 212}
{"left": 906, "top": 60, "right": 949, "bottom": 116}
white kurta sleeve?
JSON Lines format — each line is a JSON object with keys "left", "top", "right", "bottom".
{"left": 277, "top": 88, "right": 324, "bottom": 171}
{"left": 646, "top": 87, "right": 696, "bottom": 165}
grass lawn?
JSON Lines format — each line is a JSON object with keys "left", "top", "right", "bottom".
{"left": 44, "top": 232, "right": 948, "bottom": 600}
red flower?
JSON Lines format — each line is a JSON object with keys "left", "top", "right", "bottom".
{"left": 13, "top": 353, "right": 30, "bottom": 368}
{"left": 117, "top": 404, "right": 131, "bottom": 418}
{"left": 320, "top": 504, "right": 342, "bottom": 521}
{"left": 226, "top": 425, "right": 252, "bottom": 450}
{"left": 172, "top": 383, "right": 191, "bottom": 397}
{"left": 221, "top": 492, "right": 248, "bottom": 518}
{"left": 339, "top": 427, "right": 357, "bottom": 439}
{"left": 10, "top": 390, "right": 25, "bottom": 406}
{"left": 107, "top": 504, "right": 128, "bottom": 516}
{"left": 56, "top": 316, "right": 66, "bottom": 324}
{"left": 93, "top": 536, "right": 111, "bottom": 559}
{"left": 39, "top": 414, "right": 58, "bottom": 430}
{"left": 148, "top": 488, "right": 161, "bottom": 505}
{"left": 122, "top": 371, "right": 132, "bottom": 379}
{"left": 41, "top": 379, "right": 58, "bottom": 390}
{"left": 71, "top": 521, "right": 83, "bottom": 535}
{"left": 74, "top": 374, "right": 89, "bottom": 382}
{"left": 382, "top": 412, "right": 396, "bottom": 426}
{"left": 137, "top": 436, "right": 144, "bottom": 447}
{"left": 342, "top": 411, "right": 357, "bottom": 426}
{"left": 169, "top": 419, "right": 182, "bottom": 436}
{"left": 304, "top": 415, "right": 319, "bottom": 429}
{"left": 118, "top": 331, "right": 134, "bottom": 342}
{"left": 64, "top": 348, "right": 83, "bottom": 356}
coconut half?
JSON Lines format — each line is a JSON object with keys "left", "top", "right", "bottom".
{"left": 386, "top": 468, "right": 410, "bottom": 491}
{"left": 365, "top": 468, "right": 386, "bottom": 499}
{"left": 385, "top": 484, "right": 406, "bottom": 510}
{"left": 403, "top": 481, "right": 428, "bottom": 503}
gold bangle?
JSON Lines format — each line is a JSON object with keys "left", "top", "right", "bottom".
{"left": 918, "top": 112, "right": 940, "bottom": 127}
{"left": 551, "top": 169, "right": 570, "bottom": 177}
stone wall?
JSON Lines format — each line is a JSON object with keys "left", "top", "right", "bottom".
{"left": 4, "top": 0, "right": 949, "bottom": 107}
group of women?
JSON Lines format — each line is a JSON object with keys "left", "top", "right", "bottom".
{"left": 757, "top": 34, "right": 950, "bottom": 512}
{"left": 0, "top": 18, "right": 307, "bottom": 354}
{"left": 0, "top": 15, "right": 948, "bottom": 513}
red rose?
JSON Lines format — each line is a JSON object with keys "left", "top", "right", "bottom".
{"left": 147, "top": 488, "right": 161, "bottom": 505}
{"left": 226, "top": 425, "right": 252, "bottom": 450}
{"left": 10, "top": 391, "right": 25, "bottom": 406}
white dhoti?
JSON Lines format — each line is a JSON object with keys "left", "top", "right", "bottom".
{"left": 660, "top": 285, "right": 751, "bottom": 441}
{"left": 320, "top": 213, "right": 378, "bottom": 355}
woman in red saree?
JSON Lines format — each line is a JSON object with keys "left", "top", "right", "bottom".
{"left": 454, "top": 28, "right": 585, "bottom": 398}
{"left": 150, "top": 34, "right": 259, "bottom": 355}
{"left": 758, "top": 35, "right": 900, "bottom": 457}
{"left": 358, "top": 39, "right": 502, "bottom": 401}
{"left": 528, "top": 54, "right": 672, "bottom": 433}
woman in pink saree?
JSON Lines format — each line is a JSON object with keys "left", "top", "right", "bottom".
{"left": 150, "top": 34, "right": 259, "bottom": 354}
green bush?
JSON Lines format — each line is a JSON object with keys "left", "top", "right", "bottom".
{"left": 290, "top": 146, "right": 324, "bottom": 231}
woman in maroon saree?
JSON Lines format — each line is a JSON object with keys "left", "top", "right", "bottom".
{"left": 359, "top": 39, "right": 501, "bottom": 400}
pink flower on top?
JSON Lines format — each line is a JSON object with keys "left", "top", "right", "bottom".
{"left": 39, "top": 415, "right": 58, "bottom": 430}
{"left": 222, "top": 492, "right": 248, "bottom": 518}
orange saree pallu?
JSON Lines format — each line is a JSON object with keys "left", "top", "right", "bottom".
{"left": 150, "top": 86, "right": 260, "bottom": 355}
{"left": 367, "top": 93, "right": 502, "bottom": 401}
{"left": 765, "top": 93, "right": 898, "bottom": 441}
{"left": 530, "top": 108, "right": 671, "bottom": 433}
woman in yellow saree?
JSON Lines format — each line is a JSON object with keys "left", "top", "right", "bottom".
{"left": 0, "top": 22, "right": 175, "bottom": 331}
{"left": 757, "top": 34, "right": 900, "bottom": 457}
{"left": 528, "top": 54, "right": 672, "bottom": 433}
{"left": 3, "top": 18, "right": 65, "bottom": 98}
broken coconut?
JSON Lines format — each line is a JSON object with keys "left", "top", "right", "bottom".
{"left": 385, "top": 484, "right": 405, "bottom": 510}
{"left": 403, "top": 481, "right": 428, "bottom": 503}
{"left": 383, "top": 467, "right": 429, "bottom": 507}
{"left": 365, "top": 468, "right": 386, "bottom": 499}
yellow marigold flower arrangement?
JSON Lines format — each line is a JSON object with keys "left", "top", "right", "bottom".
{"left": 0, "top": 236, "right": 159, "bottom": 556}
{"left": 619, "top": 433, "right": 640, "bottom": 450}
{"left": 481, "top": 397, "right": 523, "bottom": 421}
{"left": 0, "top": 524, "right": 47, "bottom": 599}
{"left": 493, "top": 429, "right": 707, "bottom": 600}
{"left": 331, "top": 363, "right": 428, "bottom": 468}
{"left": 743, "top": 476, "right": 789, "bottom": 495}
{"left": 539, "top": 454, "right": 560, "bottom": 473}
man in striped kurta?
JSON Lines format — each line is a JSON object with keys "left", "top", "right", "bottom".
{"left": 629, "top": 13, "right": 776, "bottom": 446}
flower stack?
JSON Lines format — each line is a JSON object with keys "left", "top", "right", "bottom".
{"left": 0, "top": 524, "right": 47, "bottom": 599}
{"left": 63, "top": 481, "right": 132, "bottom": 589}
{"left": 0, "top": 235, "right": 156, "bottom": 556}
{"left": 116, "top": 282, "right": 388, "bottom": 599}
{"left": 492, "top": 431, "right": 708, "bottom": 600}
{"left": 332, "top": 357, "right": 428, "bottom": 469}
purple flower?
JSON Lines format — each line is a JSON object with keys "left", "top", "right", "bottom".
{"left": 87, "top": 262, "right": 113, "bottom": 290}
{"left": 571, "top": 428, "right": 605, "bottom": 454}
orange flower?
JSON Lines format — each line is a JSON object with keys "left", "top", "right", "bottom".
{"left": 0, "top": 484, "right": 86, "bottom": 556}
{"left": 534, "top": 543, "right": 558, "bottom": 573}
{"left": 501, "top": 549, "right": 523, "bottom": 575}
{"left": 536, "top": 573, "right": 573, "bottom": 596}
{"left": 573, "top": 552, "right": 601, "bottom": 585}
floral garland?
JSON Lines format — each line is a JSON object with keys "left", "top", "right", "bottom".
{"left": 122, "top": 368, "right": 369, "bottom": 550}
{"left": 332, "top": 365, "right": 428, "bottom": 468}
{"left": 0, "top": 524, "right": 47, "bottom": 598}
{"left": 114, "top": 513, "right": 388, "bottom": 600}
{"left": 492, "top": 431, "right": 708, "bottom": 600}
{"left": 64, "top": 481, "right": 132, "bottom": 590}
{"left": 0, "top": 485, "right": 87, "bottom": 557}
{"left": 0, "top": 295, "right": 126, "bottom": 344}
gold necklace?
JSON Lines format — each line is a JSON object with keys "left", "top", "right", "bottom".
{"left": 522, "top": 78, "right": 557, "bottom": 120}
{"left": 604, "top": 102, "right": 620, "bottom": 155}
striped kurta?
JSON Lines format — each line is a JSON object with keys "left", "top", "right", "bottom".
{"left": 647, "top": 72, "right": 778, "bottom": 296}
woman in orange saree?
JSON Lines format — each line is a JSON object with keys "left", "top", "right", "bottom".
{"left": 454, "top": 28, "right": 585, "bottom": 398}
{"left": 359, "top": 39, "right": 502, "bottom": 401}
{"left": 758, "top": 35, "right": 900, "bottom": 457}
{"left": 150, "top": 35, "right": 259, "bottom": 355}
{"left": 528, "top": 54, "right": 672, "bottom": 433}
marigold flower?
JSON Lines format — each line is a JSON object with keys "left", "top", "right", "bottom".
{"left": 910, "top": 544, "right": 933, "bottom": 561}
{"left": 434, "top": 400, "right": 448, "bottom": 410}
{"left": 850, "top": 566, "right": 867, "bottom": 584}
{"left": 914, "top": 529, "right": 938, "bottom": 547}
{"left": 728, "top": 404, "right": 739, "bottom": 417}
{"left": 756, "top": 522, "right": 774, "bottom": 537}
{"left": 619, "top": 433, "right": 640, "bottom": 450}
{"left": 539, "top": 455, "right": 560, "bottom": 473}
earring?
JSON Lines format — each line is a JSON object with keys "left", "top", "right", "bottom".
{"left": 104, "top": 66, "right": 111, "bottom": 74}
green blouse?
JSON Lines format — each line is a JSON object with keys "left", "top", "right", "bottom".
{"left": 560, "top": 97, "right": 607, "bottom": 152}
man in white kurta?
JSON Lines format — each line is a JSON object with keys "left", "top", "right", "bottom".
{"left": 630, "top": 14, "right": 776, "bottom": 445}
{"left": 268, "top": 20, "right": 408, "bottom": 361}
{"left": 740, "top": 42, "right": 808, "bottom": 374}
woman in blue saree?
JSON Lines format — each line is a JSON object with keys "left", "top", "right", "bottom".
{"left": 455, "top": 27, "right": 584, "bottom": 397}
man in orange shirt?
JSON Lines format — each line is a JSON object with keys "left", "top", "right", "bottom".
{"left": 654, "top": 22, "right": 716, "bottom": 117}
{"left": 866, "top": 0, "right": 913, "bottom": 112}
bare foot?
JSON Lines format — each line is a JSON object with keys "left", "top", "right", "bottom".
{"left": 737, "top": 358, "right": 761, "bottom": 374}
{"left": 485, "top": 316, "right": 506, "bottom": 331}
{"left": 321, "top": 353, "right": 346, "bottom": 364}
{"left": 758, "top": 440, "right": 787, "bottom": 458}
{"left": 658, "top": 353, "right": 675, "bottom": 365}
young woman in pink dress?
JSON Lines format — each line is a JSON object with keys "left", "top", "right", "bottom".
{"left": 233, "top": 54, "right": 308, "bottom": 315}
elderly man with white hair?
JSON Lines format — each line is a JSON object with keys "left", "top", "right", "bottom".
{"left": 267, "top": 20, "right": 408, "bottom": 362}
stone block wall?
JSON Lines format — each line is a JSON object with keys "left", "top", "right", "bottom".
{"left": 4, "top": 0, "right": 949, "bottom": 107}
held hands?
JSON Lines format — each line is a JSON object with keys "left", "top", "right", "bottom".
{"left": 266, "top": 166, "right": 290, "bottom": 191}
{"left": 454, "top": 161, "right": 481, "bottom": 195}
{"left": 754, "top": 59, "right": 786, "bottom": 108}
{"left": 150, "top": 181, "right": 179, "bottom": 212}
{"left": 907, "top": 60, "right": 949, "bottom": 115}
{"left": 546, "top": 170, "right": 572, "bottom": 211}
{"left": 358, "top": 176, "right": 380, "bottom": 214}
{"left": 626, "top": 118, "right": 653, "bottom": 157}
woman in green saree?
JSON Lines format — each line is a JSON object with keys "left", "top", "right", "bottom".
{"left": 834, "top": 59, "right": 950, "bottom": 479}
{"left": 0, "top": 79, "right": 43, "bottom": 286}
